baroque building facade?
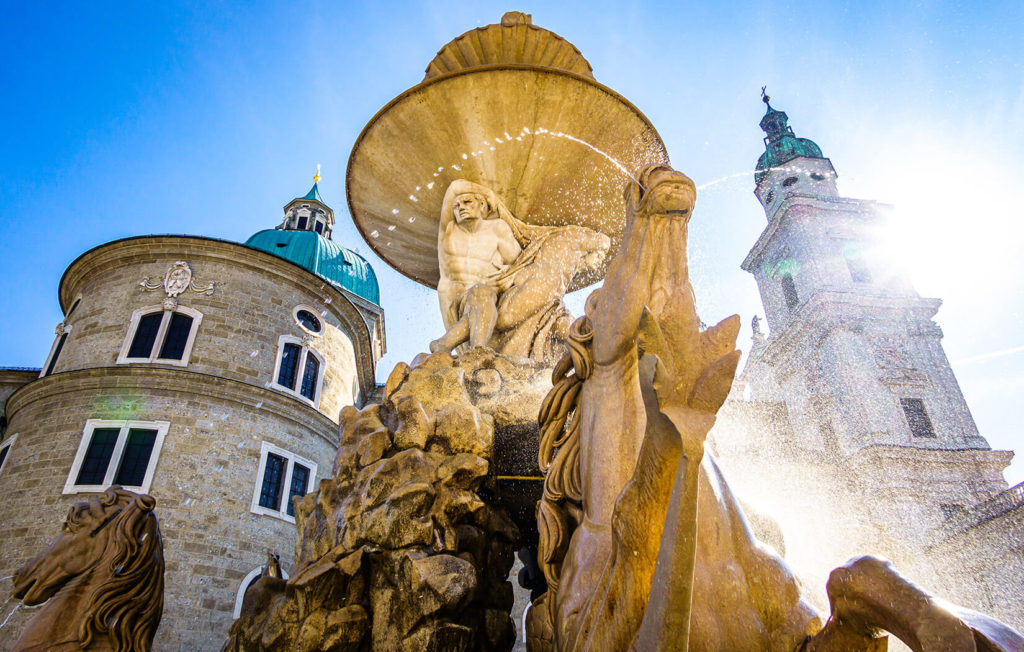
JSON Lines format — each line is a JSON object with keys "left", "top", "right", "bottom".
{"left": 0, "top": 179, "right": 384, "bottom": 651}
{"left": 711, "top": 97, "right": 1023, "bottom": 631}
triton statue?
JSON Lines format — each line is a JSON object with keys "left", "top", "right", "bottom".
{"left": 431, "top": 179, "right": 610, "bottom": 362}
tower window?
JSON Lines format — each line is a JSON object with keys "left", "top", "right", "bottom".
{"left": 271, "top": 336, "right": 324, "bottom": 406}
{"left": 118, "top": 305, "right": 203, "bottom": 366}
{"left": 810, "top": 172, "right": 825, "bottom": 181}
{"left": 900, "top": 398, "right": 936, "bottom": 438}
{"left": 782, "top": 176, "right": 798, "bottom": 187}
{"left": 297, "top": 215, "right": 308, "bottom": 230}
{"left": 780, "top": 274, "right": 799, "bottom": 310}
{"left": 846, "top": 255, "right": 872, "bottom": 283}
{"left": 0, "top": 433, "right": 18, "bottom": 477}
{"left": 63, "top": 420, "right": 169, "bottom": 494}
{"left": 41, "top": 325, "right": 72, "bottom": 377}
{"left": 250, "top": 441, "right": 317, "bottom": 522}
{"left": 314, "top": 221, "right": 324, "bottom": 235}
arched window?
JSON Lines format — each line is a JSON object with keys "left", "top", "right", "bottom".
{"left": 117, "top": 305, "right": 203, "bottom": 366}
{"left": 271, "top": 335, "right": 324, "bottom": 406}
{"left": 780, "top": 274, "right": 799, "bottom": 310}
{"left": 40, "top": 324, "right": 71, "bottom": 377}
{"left": 233, "top": 564, "right": 290, "bottom": 619}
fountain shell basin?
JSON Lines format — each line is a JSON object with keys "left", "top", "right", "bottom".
{"left": 346, "top": 63, "right": 670, "bottom": 291}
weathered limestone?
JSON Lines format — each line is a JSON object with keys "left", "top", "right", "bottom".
{"left": 226, "top": 348, "right": 554, "bottom": 651}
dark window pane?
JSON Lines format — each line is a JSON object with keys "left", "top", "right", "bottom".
{"left": 45, "top": 333, "right": 67, "bottom": 376}
{"left": 296, "top": 215, "right": 308, "bottom": 230}
{"left": 0, "top": 444, "right": 9, "bottom": 472}
{"left": 300, "top": 354, "right": 320, "bottom": 400}
{"left": 286, "top": 463, "right": 310, "bottom": 516}
{"left": 901, "top": 398, "right": 936, "bottom": 438}
{"left": 846, "top": 256, "right": 872, "bottom": 283}
{"left": 258, "top": 453, "right": 286, "bottom": 510}
{"left": 114, "top": 428, "right": 158, "bottom": 487}
{"left": 314, "top": 221, "right": 324, "bottom": 234}
{"left": 158, "top": 312, "right": 194, "bottom": 360}
{"left": 296, "top": 310, "right": 321, "bottom": 333}
{"left": 76, "top": 428, "right": 120, "bottom": 485}
{"left": 128, "top": 312, "right": 163, "bottom": 359}
{"left": 277, "top": 344, "right": 301, "bottom": 389}
{"left": 781, "top": 275, "right": 799, "bottom": 310}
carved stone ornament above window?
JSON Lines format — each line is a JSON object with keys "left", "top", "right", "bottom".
{"left": 140, "top": 261, "right": 215, "bottom": 298}
{"left": 869, "top": 336, "right": 913, "bottom": 370}
{"left": 55, "top": 322, "right": 67, "bottom": 336}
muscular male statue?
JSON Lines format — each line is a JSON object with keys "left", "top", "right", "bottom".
{"left": 430, "top": 179, "right": 609, "bottom": 361}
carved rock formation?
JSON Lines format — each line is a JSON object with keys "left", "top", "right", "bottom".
{"left": 225, "top": 349, "right": 552, "bottom": 652}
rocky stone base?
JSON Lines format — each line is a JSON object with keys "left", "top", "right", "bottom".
{"left": 225, "top": 349, "right": 553, "bottom": 651}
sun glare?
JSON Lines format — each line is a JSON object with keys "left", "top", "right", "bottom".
{"left": 862, "top": 148, "right": 1023, "bottom": 301}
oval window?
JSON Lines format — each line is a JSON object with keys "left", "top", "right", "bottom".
{"left": 782, "top": 176, "right": 798, "bottom": 187}
{"left": 810, "top": 172, "right": 825, "bottom": 181}
{"left": 295, "top": 309, "right": 322, "bottom": 334}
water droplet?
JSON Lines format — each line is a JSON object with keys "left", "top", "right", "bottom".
{"left": 427, "top": 182, "right": 435, "bottom": 189}
{"left": 392, "top": 208, "right": 399, "bottom": 214}
{"left": 409, "top": 195, "right": 418, "bottom": 202}
{"left": 388, "top": 225, "right": 396, "bottom": 231}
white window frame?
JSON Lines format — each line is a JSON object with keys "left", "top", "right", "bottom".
{"left": 0, "top": 433, "right": 18, "bottom": 476}
{"left": 40, "top": 323, "right": 72, "bottom": 378}
{"left": 292, "top": 304, "right": 325, "bottom": 336}
{"left": 270, "top": 335, "right": 325, "bottom": 407}
{"left": 233, "top": 564, "right": 290, "bottom": 619}
{"left": 63, "top": 419, "right": 169, "bottom": 494}
{"left": 117, "top": 305, "right": 203, "bottom": 367}
{"left": 249, "top": 441, "right": 317, "bottom": 523}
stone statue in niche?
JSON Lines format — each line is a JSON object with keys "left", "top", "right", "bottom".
{"left": 529, "top": 164, "right": 1024, "bottom": 651}
{"left": 11, "top": 487, "right": 165, "bottom": 651}
{"left": 430, "top": 180, "right": 610, "bottom": 363}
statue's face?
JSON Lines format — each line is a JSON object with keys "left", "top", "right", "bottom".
{"left": 453, "top": 193, "right": 488, "bottom": 224}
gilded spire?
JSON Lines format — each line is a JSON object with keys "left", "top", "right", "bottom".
{"left": 313, "top": 164, "right": 321, "bottom": 185}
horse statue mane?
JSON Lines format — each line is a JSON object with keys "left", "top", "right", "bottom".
{"left": 12, "top": 486, "right": 165, "bottom": 651}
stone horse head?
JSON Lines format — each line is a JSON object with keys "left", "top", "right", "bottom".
{"left": 12, "top": 487, "right": 164, "bottom": 651}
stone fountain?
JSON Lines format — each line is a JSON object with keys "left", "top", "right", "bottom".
{"left": 222, "top": 12, "right": 1024, "bottom": 652}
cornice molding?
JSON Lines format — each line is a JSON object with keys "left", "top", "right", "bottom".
{"left": 5, "top": 366, "right": 340, "bottom": 448}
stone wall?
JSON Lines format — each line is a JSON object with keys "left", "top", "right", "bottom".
{"left": 0, "top": 368, "right": 37, "bottom": 427}
{"left": 0, "top": 367, "right": 338, "bottom": 651}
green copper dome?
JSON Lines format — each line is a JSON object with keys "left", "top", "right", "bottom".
{"left": 754, "top": 101, "right": 824, "bottom": 184}
{"left": 245, "top": 229, "right": 380, "bottom": 305}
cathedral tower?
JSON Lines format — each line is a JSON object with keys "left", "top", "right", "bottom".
{"left": 716, "top": 95, "right": 1017, "bottom": 616}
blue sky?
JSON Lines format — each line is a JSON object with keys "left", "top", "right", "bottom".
{"left": 1, "top": 1, "right": 1022, "bottom": 481}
